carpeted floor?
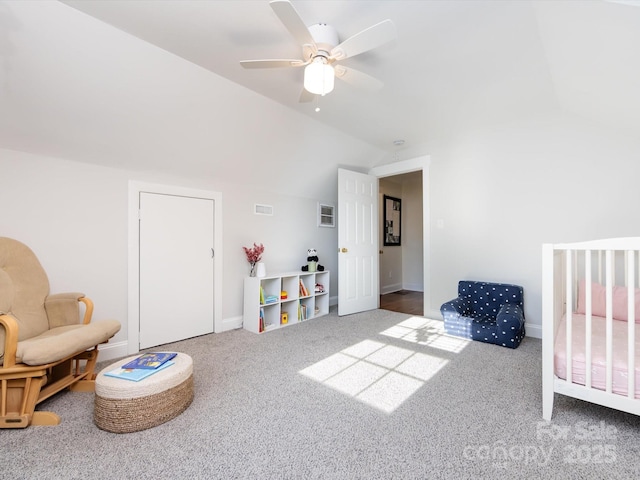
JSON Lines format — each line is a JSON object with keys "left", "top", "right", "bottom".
{"left": 2, "top": 308, "right": 639, "bottom": 479}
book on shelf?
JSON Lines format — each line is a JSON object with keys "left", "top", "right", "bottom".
{"left": 104, "top": 360, "right": 174, "bottom": 382}
{"left": 300, "top": 303, "right": 308, "bottom": 321}
{"left": 121, "top": 352, "right": 177, "bottom": 370}
{"left": 299, "top": 279, "right": 308, "bottom": 297}
{"left": 259, "top": 308, "right": 265, "bottom": 333}
{"left": 259, "top": 285, "right": 265, "bottom": 304}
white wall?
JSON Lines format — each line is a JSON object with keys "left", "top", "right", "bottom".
{"left": 1, "top": 150, "right": 130, "bottom": 354}
{"left": 401, "top": 174, "right": 423, "bottom": 292}
{"left": 1, "top": 148, "right": 342, "bottom": 358}
{"left": 428, "top": 112, "right": 640, "bottom": 337}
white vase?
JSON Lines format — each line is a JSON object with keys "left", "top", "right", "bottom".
{"left": 256, "top": 262, "right": 266, "bottom": 278}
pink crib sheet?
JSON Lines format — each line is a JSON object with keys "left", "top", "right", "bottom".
{"left": 554, "top": 313, "right": 640, "bottom": 398}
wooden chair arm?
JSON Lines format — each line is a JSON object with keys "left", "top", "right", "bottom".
{"left": 0, "top": 314, "right": 19, "bottom": 368}
{"left": 79, "top": 297, "right": 94, "bottom": 325}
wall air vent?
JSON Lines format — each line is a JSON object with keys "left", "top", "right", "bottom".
{"left": 254, "top": 204, "right": 274, "bottom": 216}
{"left": 318, "top": 203, "right": 335, "bottom": 227}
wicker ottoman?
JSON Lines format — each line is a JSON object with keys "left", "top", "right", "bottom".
{"left": 94, "top": 352, "right": 193, "bottom": 433}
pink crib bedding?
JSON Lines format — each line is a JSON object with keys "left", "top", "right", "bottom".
{"left": 554, "top": 313, "right": 640, "bottom": 398}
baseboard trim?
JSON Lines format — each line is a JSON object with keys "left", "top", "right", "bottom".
{"left": 222, "top": 315, "right": 243, "bottom": 332}
{"left": 525, "top": 322, "right": 542, "bottom": 339}
{"left": 402, "top": 283, "right": 423, "bottom": 293}
{"left": 97, "top": 341, "right": 129, "bottom": 363}
{"left": 381, "top": 283, "right": 403, "bottom": 295}
{"left": 425, "top": 309, "right": 443, "bottom": 320}
{"left": 98, "top": 315, "right": 244, "bottom": 363}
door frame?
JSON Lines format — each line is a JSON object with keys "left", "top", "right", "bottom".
{"left": 370, "top": 155, "right": 431, "bottom": 316}
{"left": 128, "top": 181, "right": 223, "bottom": 355}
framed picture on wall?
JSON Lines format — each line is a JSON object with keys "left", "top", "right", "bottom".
{"left": 383, "top": 195, "right": 401, "bottom": 246}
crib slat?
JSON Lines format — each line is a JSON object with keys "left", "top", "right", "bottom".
{"left": 624, "top": 251, "right": 628, "bottom": 287}
{"left": 585, "top": 250, "right": 592, "bottom": 389}
{"left": 605, "top": 250, "right": 613, "bottom": 394}
{"left": 598, "top": 250, "right": 603, "bottom": 284}
{"left": 628, "top": 251, "right": 636, "bottom": 399}
{"left": 566, "top": 250, "right": 573, "bottom": 383}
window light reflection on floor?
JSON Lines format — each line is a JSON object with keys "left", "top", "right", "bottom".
{"left": 299, "top": 333, "right": 454, "bottom": 414}
{"left": 380, "top": 316, "right": 471, "bottom": 353}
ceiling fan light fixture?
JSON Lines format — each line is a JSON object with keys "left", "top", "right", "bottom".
{"left": 304, "top": 58, "right": 334, "bottom": 96}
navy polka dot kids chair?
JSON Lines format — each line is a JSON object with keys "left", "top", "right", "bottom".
{"left": 440, "top": 280, "right": 525, "bottom": 348}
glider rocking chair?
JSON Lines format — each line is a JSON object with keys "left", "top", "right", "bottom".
{"left": 0, "top": 237, "right": 120, "bottom": 428}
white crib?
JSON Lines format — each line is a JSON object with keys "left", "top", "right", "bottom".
{"left": 542, "top": 237, "right": 640, "bottom": 421}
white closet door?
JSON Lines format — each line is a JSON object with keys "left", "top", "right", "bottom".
{"left": 139, "top": 192, "right": 214, "bottom": 349}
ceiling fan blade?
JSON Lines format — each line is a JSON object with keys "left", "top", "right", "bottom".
{"left": 299, "top": 88, "right": 314, "bottom": 103}
{"left": 334, "top": 65, "right": 384, "bottom": 91}
{"left": 240, "top": 59, "right": 305, "bottom": 69}
{"left": 269, "top": 0, "right": 316, "bottom": 48}
{"left": 330, "top": 19, "right": 396, "bottom": 61}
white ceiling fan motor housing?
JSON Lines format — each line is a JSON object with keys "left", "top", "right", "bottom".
{"left": 308, "top": 23, "right": 339, "bottom": 57}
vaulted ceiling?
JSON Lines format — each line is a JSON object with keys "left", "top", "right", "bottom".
{"left": 2, "top": 1, "right": 640, "bottom": 189}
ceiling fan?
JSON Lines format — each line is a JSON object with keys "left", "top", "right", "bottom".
{"left": 240, "top": 0, "right": 396, "bottom": 101}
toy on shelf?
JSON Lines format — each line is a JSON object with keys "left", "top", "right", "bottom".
{"left": 301, "top": 248, "right": 324, "bottom": 272}
{"left": 264, "top": 295, "right": 278, "bottom": 304}
{"left": 315, "top": 283, "right": 325, "bottom": 293}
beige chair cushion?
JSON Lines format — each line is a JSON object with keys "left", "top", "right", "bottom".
{"left": 16, "top": 320, "right": 122, "bottom": 366}
{"left": 0, "top": 238, "right": 51, "bottom": 356}
{"left": 45, "top": 292, "right": 84, "bottom": 328}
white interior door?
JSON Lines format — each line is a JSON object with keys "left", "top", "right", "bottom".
{"left": 139, "top": 192, "right": 214, "bottom": 349}
{"left": 338, "top": 168, "right": 379, "bottom": 316}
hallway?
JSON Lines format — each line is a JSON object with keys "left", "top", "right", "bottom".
{"left": 379, "top": 290, "right": 423, "bottom": 316}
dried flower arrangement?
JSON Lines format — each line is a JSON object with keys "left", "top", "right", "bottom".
{"left": 243, "top": 243, "right": 265, "bottom": 276}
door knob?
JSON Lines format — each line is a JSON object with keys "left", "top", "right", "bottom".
{"left": 341, "top": 248, "right": 348, "bottom": 253}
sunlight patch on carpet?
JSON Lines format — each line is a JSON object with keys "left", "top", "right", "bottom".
{"left": 299, "top": 339, "right": 447, "bottom": 414}
{"left": 380, "top": 316, "right": 471, "bottom": 353}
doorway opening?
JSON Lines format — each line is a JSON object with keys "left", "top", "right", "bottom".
{"left": 371, "top": 156, "right": 430, "bottom": 316}
{"left": 378, "top": 170, "right": 424, "bottom": 316}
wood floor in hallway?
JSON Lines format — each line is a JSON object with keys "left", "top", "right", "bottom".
{"left": 379, "top": 290, "right": 423, "bottom": 316}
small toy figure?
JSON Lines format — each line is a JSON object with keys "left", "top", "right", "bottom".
{"left": 301, "top": 248, "right": 324, "bottom": 272}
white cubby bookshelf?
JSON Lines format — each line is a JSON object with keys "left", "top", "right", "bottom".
{"left": 243, "top": 271, "right": 330, "bottom": 334}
